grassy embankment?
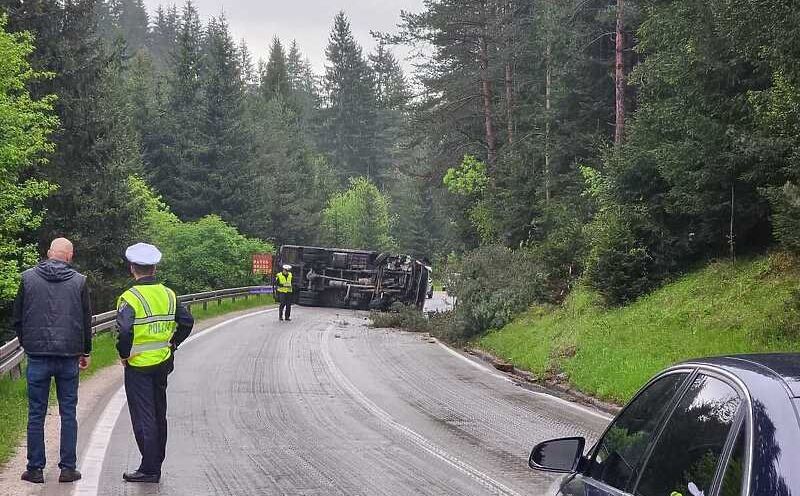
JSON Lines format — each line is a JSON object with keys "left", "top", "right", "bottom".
{"left": 479, "top": 255, "right": 800, "bottom": 405}
{"left": 0, "top": 294, "right": 275, "bottom": 466}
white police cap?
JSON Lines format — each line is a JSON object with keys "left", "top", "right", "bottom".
{"left": 282, "top": 264, "right": 292, "bottom": 270}
{"left": 125, "top": 243, "right": 162, "bottom": 266}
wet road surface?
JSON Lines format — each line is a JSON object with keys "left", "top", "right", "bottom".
{"left": 84, "top": 303, "right": 607, "bottom": 496}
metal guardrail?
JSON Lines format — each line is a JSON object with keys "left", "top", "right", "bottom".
{"left": 0, "top": 286, "right": 274, "bottom": 379}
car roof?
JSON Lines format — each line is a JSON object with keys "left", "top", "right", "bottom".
{"left": 679, "top": 353, "right": 800, "bottom": 398}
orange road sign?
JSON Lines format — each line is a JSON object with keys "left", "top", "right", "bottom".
{"left": 252, "top": 253, "right": 273, "bottom": 275}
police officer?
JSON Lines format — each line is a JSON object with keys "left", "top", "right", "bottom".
{"left": 116, "top": 243, "right": 193, "bottom": 483}
{"left": 275, "top": 264, "right": 293, "bottom": 321}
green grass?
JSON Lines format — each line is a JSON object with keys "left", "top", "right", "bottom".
{"left": 188, "top": 293, "right": 275, "bottom": 320}
{"left": 0, "top": 371, "right": 27, "bottom": 466}
{"left": 0, "top": 294, "right": 275, "bottom": 466}
{"left": 479, "top": 255, "right": 800, "bottom": 405}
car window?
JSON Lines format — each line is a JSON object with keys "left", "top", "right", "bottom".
{"left": 587, "top": 373, "right": 689, "bottom": 491}
{"left": 635, "top": 375, "right": 742, "bottom": 496}
{"left": 718, "top": 425, "right": 746, "bottom": 496}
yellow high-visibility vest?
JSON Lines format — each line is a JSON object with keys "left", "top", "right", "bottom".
{"left": 117, "top": 284, "right": 177, "bottom": 367}
{"left": 276, "top": 272, "right": 293, "bottom": 294}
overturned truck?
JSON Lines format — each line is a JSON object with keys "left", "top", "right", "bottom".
{"left": 275, "top": 245, "right": 430, "bottom": 310}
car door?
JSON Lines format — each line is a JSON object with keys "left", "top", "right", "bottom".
{"left": 631, "top": 372, "right": 744, "bottom": 496}
{"left": 560, "top": 371, "right": 693, "bottom": 496}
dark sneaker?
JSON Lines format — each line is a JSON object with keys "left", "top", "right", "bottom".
{"left": 123, "top": 471, "right": 160, "bottom": 483}
{"left": 59, "top": 468, "right": 82, "bottom": 483}
{"left": 21, "top": 469, "right": 44, "bottom": 484}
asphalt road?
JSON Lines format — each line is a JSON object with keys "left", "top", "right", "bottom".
{"left": 80, "top": 299, "right": 607, "bottom": 495}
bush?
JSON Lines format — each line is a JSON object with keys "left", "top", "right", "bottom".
{"left": 128, "top": 177, "right": 273, "bottom": 294}
{"left": 527, "top": 202, "right": 590, "bottom": 302}
{"left": 369, "top": 303, "right": 430, "bottom": 332}
{"left": 584, "top": 206, "right": 658, "bottom": 305}
{"left": 442, "top": 245, "right": 548, "bottom": 342}
{"left": 767, "top": 182, "right": 800, "bottom": 254}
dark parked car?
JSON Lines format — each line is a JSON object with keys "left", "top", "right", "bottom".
{"left": 529, "top": 354, "right": 800, "bottom": 496}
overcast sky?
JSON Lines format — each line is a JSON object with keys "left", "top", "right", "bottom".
{"left": 142, "top": 0, "right": 425, "bottom": 74}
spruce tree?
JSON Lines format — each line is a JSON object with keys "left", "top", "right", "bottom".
{"left": 285, "top": 40, "right": 320, "bottom": 131}
{"left": 159, "top": 0, "right": 205, "bottom": 219}
{"left": 239, "top": 39, "right": 258, "bottom": 93}
{"left": 261, "top": 36, "right": 290, "bottom": 101}
{"left": 322, "top": 12, "right": 380, "bottom": 183}
{"left": 370, "top": 43, "right": 409, "bottom": 112}
{"left": 199, "top": 14, "right": 253, "bottom": 231}
{"left": 111, "top": 0, "right": 148, "bottom": 54}
{"left": 149, "top": 4, "right": 179, "bottom": 70}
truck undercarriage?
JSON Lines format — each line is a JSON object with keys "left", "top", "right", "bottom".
{"left": 274, "top": 245, "right": 430, "bottom": 310}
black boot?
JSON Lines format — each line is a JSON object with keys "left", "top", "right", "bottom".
{"left": 59, "top": 468, "right": 82, "bottom": 482}
{"left": 21, "top": 469, "right": 44, "bottom": 484}
{"left": 123, "top": 471, "right": 160, "bottom": 483}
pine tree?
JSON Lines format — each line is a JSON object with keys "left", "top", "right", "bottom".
{"left": 115, "top": 0, "right": 148, "bottom": 54}
{"left": 149, "top": 4, "right": 179, "bottom": 70}
{"left": 261, "top": 36, "right": 290, "bottom": 101}
{"left": 239, "top": 39, "right": 258, "bottom": 92}
{"left": 322, "top": 11, "right": 380, "bottom": 182}
{"left": 248, "top": 98, "right": 336, "bottom": 245}
{"left": 370, "top": 42, "right": 410, "bottom": 112}
{"left": 158, "top": 0, "right": 205, "bottom": 219}
{"left": 198, "top": 14, "right": 253, "bottom": 230}
{"left": 285, "top": 40, "right": 320, "bottom": 131}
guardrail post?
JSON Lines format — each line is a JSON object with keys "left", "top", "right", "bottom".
{"left": 203, "top": 301, "right": 207, "bottom": 310}
{"left": 232, "top": 296, "right": 236, "bottom": 303}
{"left": 11, "top": 362, "right": 22, "bottom": 380}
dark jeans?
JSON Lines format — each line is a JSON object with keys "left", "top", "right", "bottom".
{"left": 278, "top": 292, "right": 292, "bottom": 319}
{"left": 124, "top": 360, "right": 172, "bottom": 475}
{"left": 26, "top": 355, "right": 79, "bottom": 471}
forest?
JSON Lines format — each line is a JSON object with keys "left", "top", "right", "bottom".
{"left": 2, "top": 0, "right": 800, "bottom": 342}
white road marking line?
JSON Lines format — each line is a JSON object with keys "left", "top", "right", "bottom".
{"left": 73, "top": 387, "right": 127, "bottom": 496}
{"left": 321, "top": 330, "right": 524, "bottom": 496}
{"left": 436, "top": 342, "right": 613, "bottom": 422}
{"left": 436, "top": 341, "right": 514, "bottom": 383}
{"left": 72, "top": 308, "right": 277, "bottom": 496}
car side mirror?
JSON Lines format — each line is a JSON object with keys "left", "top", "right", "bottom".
{"left": 529, "top": 437, "right": 585, "bottom": 474}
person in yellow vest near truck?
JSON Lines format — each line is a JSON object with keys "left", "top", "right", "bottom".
{"left": 275, "top": 264, "right": 294, "bottom": 321}
{"left": 115, "top": 243, "right": 194, "bottom": 483}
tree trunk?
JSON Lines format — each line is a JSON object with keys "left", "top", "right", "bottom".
{"left": 545, "top": 41, "right": 551, "bottom": 203}
{"left": 614, "top": 0, "right": 625, "bottom": 145}
{"left": 506, "top": 63, "right": 514, "bottom": 146}
{"left": 505, "top": 0, "right": 514, "bottom": 146}
{"left": 478, "top": 33, "right": 497, "bottom": 165}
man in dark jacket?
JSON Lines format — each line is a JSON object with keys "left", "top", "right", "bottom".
{"left": 12, "top": 238, "right": 92, "bottom": 484}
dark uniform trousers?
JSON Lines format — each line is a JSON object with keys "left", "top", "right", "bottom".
{"left": 278, "top": 292, "right": 292, "bottom": 319}
{"left": 124, "top": 357, "right": 174, "bottom": 475}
